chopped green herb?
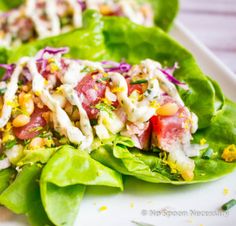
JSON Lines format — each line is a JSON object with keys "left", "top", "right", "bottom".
{"left": 0, "top": 87, "right": 7, "bottom": 95}
{"left": 152, "top": 147, "right": 161, "bottom": 153}
{"left": 17, "top": 80, "right": 23, "bottom": 86}
{"left": 38, "top": 131, "right": 52, "bottom": 138}
{"left": 60, "top": 16, "right": 70, "bottom": 26}
{"left": 147, "top": 89, "right": 151, "bottom": 94}
{"left": 131, "top": 220, "right": 155, "bottom": 226}
{"left": 96, "top": 77, "right": 110, "bottom": 83}
{"left": 130, "top": 79, "right": 148, "bottom": 85}
{"left": 23, "top": 139, "right": 31, "bottom": 146}
{"left": 90, "top": 119, "right": 98, "bottom": 126}
{"left": 59, "top": 137, "right": 69, "bottom": 144}
{"left": 0, "top": 155, "right": 5, "bottom": 160}
{"left": 222, "top": 199, "right": 236, "bottom": 211}
{"left": 202, "top": 148, "right": 214, "bottom": 159}
{"left": 95, "top": 102, "right": 115, "bottom": 112}
{"left": 4, "top": 139, "right": 17, "bottom": 150}
{"left": 81, "top": 66, "right": 90, "bottom": 73}
{"left": 29, "top": 126, "right": 43, "bottom": 133}
{"left": 95, "top": 102, "right": 115, "bottom": 117}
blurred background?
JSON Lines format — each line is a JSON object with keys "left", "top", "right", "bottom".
{"left": 179, "top": 0, "right": 236, "bottom": 73}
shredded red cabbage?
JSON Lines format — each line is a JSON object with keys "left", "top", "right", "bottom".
{"left": 77, "top": 0, "right": 86, "bottom": 11}
{"left": 102, "top": 61, "right": 131, "bottom": 73}
{"left": 37, "top": 47, "right": 69, "bottom": 60}
{"left": 160, "top": 63, "right": 189, "bottom": 90}
{"left": 36, "top": 58, "right": 48, "bottom": 74}
{"left": 0, "top": 64, "right": 16, "bottom": 81}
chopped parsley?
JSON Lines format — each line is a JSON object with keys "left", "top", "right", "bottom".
{"left": 81, "top": 66, "right": 90, "bottom": 73}
{"left": 0, "top": 87, "right": 7, "bottom": 95}
{"left": 130, "top": 79, "right": 148, "bottom": 85}
{"left": 90, "top": 119, "right": 98, "bottom": 126}
{"left": 95, "top": 102, "right": 115, "bottom": 117}
{"left": 96, "top": 77, "right": 110, "bottom": 83}
{"left": 4, "top": 139, "right": 17, "bottom": 150}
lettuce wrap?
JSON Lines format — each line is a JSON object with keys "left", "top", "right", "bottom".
{"left": 0, "top": 10, "right": 235, "bottom": 226}
{"left": 0, "top": 0, "right": 178, "bottom": 31}
{"left": 0, "top": 0, "right": 178, "bottom": 50}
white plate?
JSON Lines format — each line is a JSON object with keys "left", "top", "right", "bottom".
{"left": 1, "top": 22, "right": 236, "bottom": 226}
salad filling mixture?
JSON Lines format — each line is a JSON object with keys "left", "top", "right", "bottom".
{"left": 0, "top": 47, "right": 208, "bottom": 181}
{"left": 0, "top": 0, "right": 153, "bottom": 48}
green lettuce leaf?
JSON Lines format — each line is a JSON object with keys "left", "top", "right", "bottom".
{"left": 0, "top": 168, "right": 16, "bottom": 194}
{"left": 0, "top": 47, "right": 9, "bottom": 77}
{"left": 0, "top": 0, "right": 23, "bottom": 11}
{"left": 147, "top": 0, "right": 179, "bottom": 31}
{"left": 0, "top": 165, "right": 52, "bottom": 226}
{"left": 17, "top": 147, "right": 58, "bottom": 166}
{"left": 40, "top": 145, "right": 123, "bottom": 226}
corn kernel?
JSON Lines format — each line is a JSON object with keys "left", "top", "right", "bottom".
{"left": 12, "top": 114, "right": 30, "bottom": 127}
{"left": 157, "top": 103, "right": 179, "bottom": 116}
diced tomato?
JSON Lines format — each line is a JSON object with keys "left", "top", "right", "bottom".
{"left": 137, "top": 122, "right": 151, "bottom": 150}
{"left": 126, "top": 78, "right": 144, "bottom": 96}
{"left": 13, "top": 108, "right": 47, "bottom": 140}
{"left": 76, "top": 72, "right": 107, "bottom": 119}
{"left": 150, "top": 107, "right": 189, "bottom": 148}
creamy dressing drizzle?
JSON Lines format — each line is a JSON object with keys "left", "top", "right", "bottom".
{"left": 62, "top": 84, "right": 93, "bottom": 149}
{"left": 141, "top": 59, "right": 184, "bottom": 106}
{"left": 110, "top": 72, "right": 156, "bottom": 123}
{"left": 0, "top": 58, "right": 29, "bottom": 128}
{"left": 66, "top": 0, "right": 83, "bottom": 27}
{"left": 27, "top": 58, "right": 87, "bottom": 146}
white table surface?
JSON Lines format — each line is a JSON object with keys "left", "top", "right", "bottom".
{"left": 179, "top": 0, "right": 236, "bottom": 74}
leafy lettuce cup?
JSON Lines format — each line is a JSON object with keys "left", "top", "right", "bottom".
{"left": 0, "top": 11, "right": 236, "bottom": 226}
{"left": 0, "top": 0, "right": 178, "bottom": 48}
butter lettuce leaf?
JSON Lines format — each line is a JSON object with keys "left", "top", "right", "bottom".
{"left": 0, "top": 165, "right": 52, "bottom": 226}
{"left": 0, "top": 168, "right": 16, "bottom": 194}
{"left": 40, "top": 145, "right": 123, "bottom": 226}
{"left": 0, "top": 0, "right": 23, "bottom": 11}
{"left": 147, "top": 0, "right": 179, "bottom": 31}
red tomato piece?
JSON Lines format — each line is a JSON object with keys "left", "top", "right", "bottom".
{"left": 13, "top": 108, "right": 47, "bottom": 140}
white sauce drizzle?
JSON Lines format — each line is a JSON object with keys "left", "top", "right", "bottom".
{"left": 141, "top": 59, "right": 184, "bottom": 106}
{"left": 0, "top": 57, "right": 29, "bottom": 128}
{"left": 66, "top": 0, "right": 83, "bottom": 27}
{"left": 110, "top": 72, "right": 156, "bottom": 123}
{"left": 27, "top": 58, "right": 86, "bottom": 146}
{"left": 62, "top": 84, "right": 93, "bottom": 149}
